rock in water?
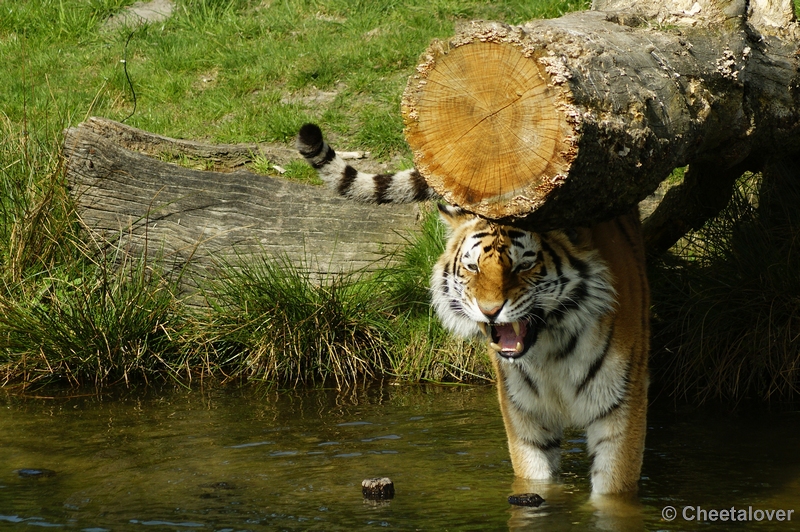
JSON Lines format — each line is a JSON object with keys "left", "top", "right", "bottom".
{"left": 362, "top": 477, "right": 394, "bottom": 500}
{"left": 16, "top": 469, "right": 57, "bottom": 479}
{"left": 508, "top": 493, "right": 545, "bottom": 507}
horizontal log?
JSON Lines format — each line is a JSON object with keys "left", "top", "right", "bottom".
{"left": 64, "top": 118, "right": 421, "bottom": 301}
{"left": 402, "top": 6, "right": 800, "bottom": 229}
{"left": 70, "top": 116, "right": 300, "bottom": 171}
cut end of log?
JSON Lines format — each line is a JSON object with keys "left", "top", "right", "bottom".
{"left": 403, "top": 31, "right": 575, "bottom": 219}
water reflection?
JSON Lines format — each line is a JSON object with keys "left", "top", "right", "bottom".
{"left": 0, "top": 385, "right": 797, "bottom": 531}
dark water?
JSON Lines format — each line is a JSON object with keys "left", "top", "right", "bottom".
{"left": 1, "top": 384, "right": 798, "bottom": 531}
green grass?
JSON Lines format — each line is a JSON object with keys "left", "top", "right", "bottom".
{"left": 197, "top": 254, "right": 394, "bottom": 387}
{"left": 0, "top": 229, "right": 186, "bottom": 388}
{"left": 0, "top": 0, "right": 590, "bottom": 156}
{"left": 379, "top": 205, "right": 447, "bottom": 314}
{"left": 377, "top": 206, "right": 491, "bottom": 383}
{"left": 185, "top": 208, "right": 492, "bottom": 387}
{"left": 0, "top": 117, "right": 75, "bottom": 284}
{"left": 249, "top": 157, "right": 323, "bottom": 184}
{"left": 280, "top": 159, "right": 322, "bottom": 184}
{"left": 0, "top": 109, "right": 188, "bottom": 389}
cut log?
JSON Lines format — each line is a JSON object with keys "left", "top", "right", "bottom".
{"left": 403, "top": 39, "right": 573, "bottom": 215}
{"left": 402, "top": 4, "right": 800, "bottom": 231}
{"left": 64, "top": 118, "right": 421, "bottom": 302}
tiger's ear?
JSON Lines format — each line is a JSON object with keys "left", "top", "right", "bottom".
{"left": 436, "top": 204, "right": 472, "bottom": 230}
{"left": 564, "top": 226, "right": 593, "bottom": 249}
{"left": 565, "top": 228, "right": 580, "bottom": 245}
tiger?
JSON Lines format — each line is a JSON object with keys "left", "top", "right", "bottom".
{"left": 296, "top": 123, "right": 650, "bottom": 495}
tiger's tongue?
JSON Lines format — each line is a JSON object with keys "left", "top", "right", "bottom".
{"left": 494, "top": 322, "right": 527, "bottom": 351}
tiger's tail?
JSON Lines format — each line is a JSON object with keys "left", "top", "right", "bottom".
{"left": 296, "top": 123, "right": 437, "bottom": 204}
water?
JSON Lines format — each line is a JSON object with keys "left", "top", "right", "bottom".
{"left": 1, "top": 384, "right": 798, "bottom": 531}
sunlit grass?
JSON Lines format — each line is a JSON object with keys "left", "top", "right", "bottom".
{"left": 0, "top": 116, "right": 77, "bottom": 286}
{"left": 0, "top": 0, "right": 591, "bottom": 156}
{"left": 197, "top": 255, "right": 394, "bottom": 387}
{"left": 374, "top": 206, "right": 491, "bottom": 382}
{"left": 0, "top": 252, "right": 184, "bottom": 389}
{"left": 189, "top": 210, "right": 494, "bottom": 387}
{"left": 279, "top": 159, "right": 322, "bottom": 184}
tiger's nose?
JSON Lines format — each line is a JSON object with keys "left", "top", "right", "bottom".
{"left": 478, "top": 302, "right": 504, "bottom": 321}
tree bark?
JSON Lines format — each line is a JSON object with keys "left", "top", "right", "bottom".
{"left": 64, "top": 118, "right": 420, "bottom": 302}
{"left": 401, "top": 2, "right": 800, "bottom": 232}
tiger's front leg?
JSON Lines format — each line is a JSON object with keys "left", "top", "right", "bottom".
{"left": 585, "top": 393, "right": 647, "bottom": 495}
{"left": 494, "top": 361, "right": 563, "bottom": 480}
{"left": 505, "top": 422, "right": 563, "bottom": 480}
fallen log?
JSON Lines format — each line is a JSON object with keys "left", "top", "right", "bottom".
{"left": 401, "top": 0, "right": 800, "bottom": 240}
{"left": 64, "top": 117, "right": 420, "bottom": 299}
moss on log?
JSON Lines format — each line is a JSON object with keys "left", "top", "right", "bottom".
{"left": 64, "top": 118, "right": 421, "bottom": 299}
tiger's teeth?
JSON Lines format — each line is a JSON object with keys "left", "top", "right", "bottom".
{"left": 515, "top": 342, "right": 524, "bottom": 353}
{"left": 478, "top": 322, "right": 488, "bottom": 337}
{"left": 489, "top": 342, "right": 503, "bottom": 352}
{"left": 512, "top": 321, "right": 521, "bottom": 336}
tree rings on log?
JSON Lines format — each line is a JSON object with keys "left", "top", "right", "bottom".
{"left": 403, "top": 28, "right": 574, "bottom": 220}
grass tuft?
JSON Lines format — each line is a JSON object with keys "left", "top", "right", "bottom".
{"left": 0, "top": 116, "right": 76, "bottom": 283}
{"left": 650, "top": 172, "right": 800, "bottom": 403}
{"left": 379, "top": 205, "right": 446, "bottom": 315}
{"left": 190, "top": 209, "right": 494, "bottom": 388}
{"left": 378, "top": 206, "right": 492, "bottom": 383}
{"left": 387, "top": 310, "right": 490, "bottom": 384}
{"left": 199, "top": 255, "right": 394, "bottom": 387}
{"left": 0, "top": 114, "right": 186, "bottom": 390}
{"left": 0, "top": 248, "right": 183, "bottom": 389}
{"left": 281, "top": 159, "right": 323, "bottom": 184}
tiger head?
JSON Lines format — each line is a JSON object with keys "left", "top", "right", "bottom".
{"left": 430, "top": 205, "right": 615, "bottom": 360}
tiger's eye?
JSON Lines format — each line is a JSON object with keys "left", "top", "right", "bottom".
{"left": 515, "top": 261, "right": 534, "bottom": 272}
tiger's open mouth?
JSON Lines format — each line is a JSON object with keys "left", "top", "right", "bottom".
{"left": 478, "top": 318, "right": 538, "bottom": 359}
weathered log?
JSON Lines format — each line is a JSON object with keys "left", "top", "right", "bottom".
{"left": 64, "top": 118, "right": 421, "bottom": 301}
{"left": 401, "top": 1, "right": 800, "bottom": 232}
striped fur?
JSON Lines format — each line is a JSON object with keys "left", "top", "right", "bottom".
{"left": 297, "top": 124, "right": 650, "bottom": 494}
{"left": 296, "top": 123, "right": 436, "bottom": 204}
{"left": 432, "top": 207, "right": 650, "bottom": 494}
